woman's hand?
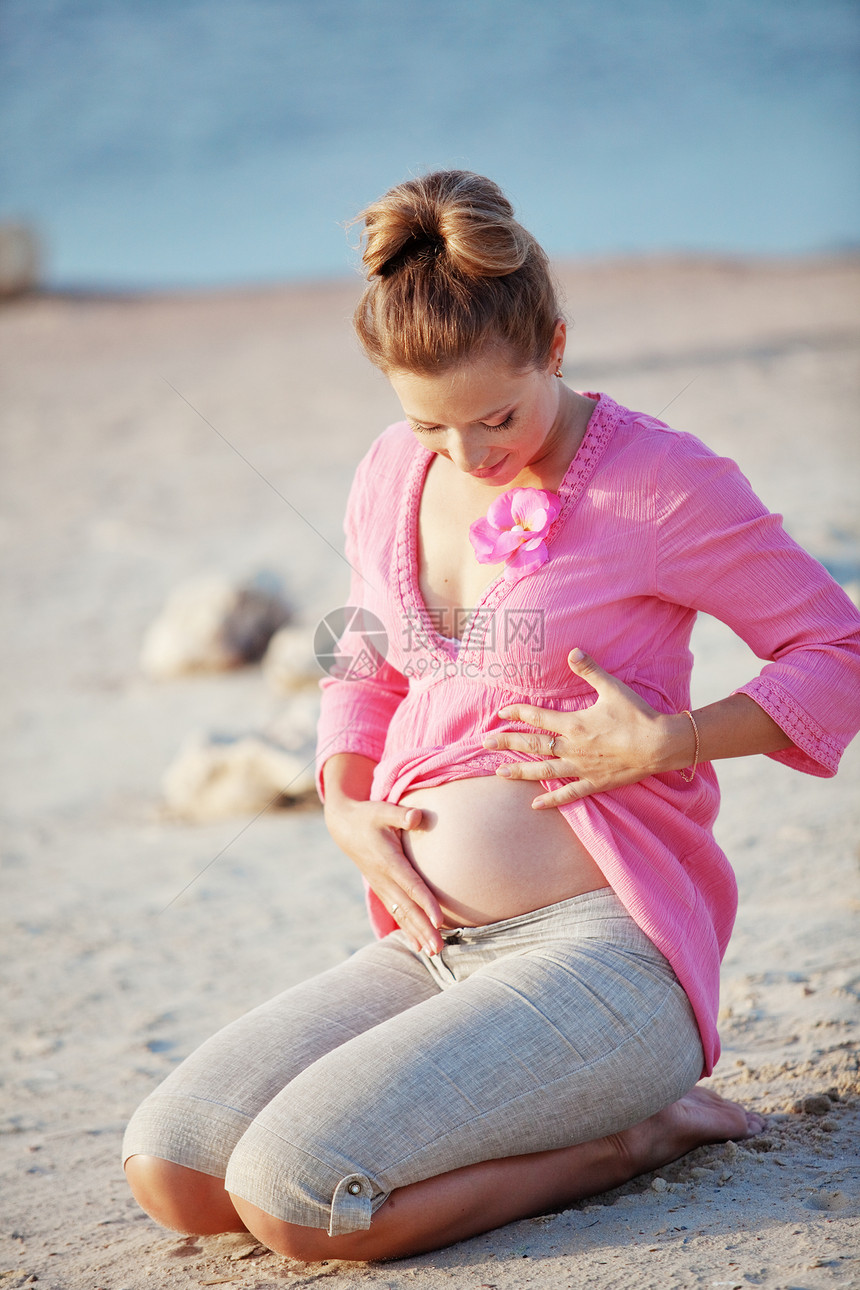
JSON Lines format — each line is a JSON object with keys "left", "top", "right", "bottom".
{"left": 483, "top": 649, "right": 694, "bottom": 808}
{"left": 323, "top": 768, "right": 445, "bottom": 955}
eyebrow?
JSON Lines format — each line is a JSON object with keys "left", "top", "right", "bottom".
{"left": 408, "top": 403, "right": 514, "bottom": 425}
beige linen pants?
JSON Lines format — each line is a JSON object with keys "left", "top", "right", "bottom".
{"left": 122, "top": 888, "right": 703, "bottom": 1236}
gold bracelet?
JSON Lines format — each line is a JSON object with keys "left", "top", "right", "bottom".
{"left": 679, "top": 709, "right": 700, "bottom": 783}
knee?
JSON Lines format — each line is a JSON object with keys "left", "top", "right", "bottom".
{"left": 124, "top": 1154, "right": 193, "bottom": 1231}
{"left": 224, "top": 1120, "right": 382, "bottom": 1255}
{"left": 228, "top": 1193, "right": 337, "bottom": 1261}
{"left": 124, "top": 1154, "right": 242, "bottom": 1236}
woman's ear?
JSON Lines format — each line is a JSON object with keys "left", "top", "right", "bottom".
{"left": 549, "top": 318, "right": 567, "bottom": 373}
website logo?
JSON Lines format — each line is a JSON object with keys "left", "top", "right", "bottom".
{"left": 314, "top": 606, "right": 389, "bottom": 680}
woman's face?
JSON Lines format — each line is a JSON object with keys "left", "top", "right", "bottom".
{"left": 388, "top": 326, "right": 569, "bottom": 490}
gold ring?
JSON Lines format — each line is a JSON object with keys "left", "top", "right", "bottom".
{"left": 391, "top": 903, "right": 399, "bottom": 916}
{"left": 549, "top": 735, "right": 558, "bottom": 757}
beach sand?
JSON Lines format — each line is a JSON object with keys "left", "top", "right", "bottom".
{"left": 1, "top": 256, "right": 858, "bottom": 1289}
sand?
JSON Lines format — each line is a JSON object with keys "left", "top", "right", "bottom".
{"left": 1, "top": 256, "right": 858, "bottom": 1290}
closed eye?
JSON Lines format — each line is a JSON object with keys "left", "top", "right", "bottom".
{"left": 409, "top": 413, "right": 516, "bottom": 434}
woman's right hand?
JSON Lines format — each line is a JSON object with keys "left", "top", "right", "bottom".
{"left": 323, "top": 790, "right": 445, "bottom": 957}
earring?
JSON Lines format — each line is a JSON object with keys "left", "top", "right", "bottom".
{"left": 555, "top": 365, "right": 563, "bottom": 378}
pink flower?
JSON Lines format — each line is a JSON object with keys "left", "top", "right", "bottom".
{"left": 469, "top": 488, "right": 561, "bottom": 582}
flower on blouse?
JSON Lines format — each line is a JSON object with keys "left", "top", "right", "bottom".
{"left": 469, "top": 487, "right": 561, "bottom": 582}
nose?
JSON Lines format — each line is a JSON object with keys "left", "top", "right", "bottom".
{"left": 443, "top": 430, "right": 486, "bottom": 473}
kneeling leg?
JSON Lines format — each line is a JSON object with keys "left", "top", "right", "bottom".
{"left": 125, "top": 1156, "right": 246, "bottom": 1235}
{"left": 122, "top": 937, "right": 439, "bottom": 1235}
{"left": 222, "top": 939, "right": 750, "bottom": 1259}
{"left": 228, "top": 1091, "right": 761, "bottom": 1261}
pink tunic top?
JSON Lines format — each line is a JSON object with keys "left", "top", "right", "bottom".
{"left": 316, "top": 393, "right": 860, "bottom": 1075}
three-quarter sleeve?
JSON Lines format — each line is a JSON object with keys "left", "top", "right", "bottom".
{"left": 315, "top": 455, "right": 409, "bottom": 801}
{"left": 654, "top": 431, "right": 860, "bottom": 776}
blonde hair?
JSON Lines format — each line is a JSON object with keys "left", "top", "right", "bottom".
{"left": 352, "top": 171, "right": 561, "bottom": 374}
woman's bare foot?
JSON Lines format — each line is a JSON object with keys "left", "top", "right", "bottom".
{"left": 610, "top": 1085, "right": 765, "bottom": 1180}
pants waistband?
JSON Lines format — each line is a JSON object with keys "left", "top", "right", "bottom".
{"left": 439, "top": 886, "right": 620, "bottom": 943}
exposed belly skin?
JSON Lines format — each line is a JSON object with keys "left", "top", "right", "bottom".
{"left": 399, "top": 776, "right": 608, "bottom": 928}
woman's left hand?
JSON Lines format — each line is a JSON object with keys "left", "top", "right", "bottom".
{"left": 483, "top": 648, "right": 690, "bottom": 807}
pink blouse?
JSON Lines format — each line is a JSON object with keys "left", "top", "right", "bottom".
{"left": 316, "top": 393, "right": 860, "bottom": 1075}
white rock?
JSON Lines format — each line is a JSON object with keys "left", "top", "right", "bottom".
{"left": 140, "top": 575, "right": 291, "bottom": 678}
{"left": 162, "top": 732, "right": 315, "bottom": 821}
{"left": 262, "top": 624, "right": 321, "bottom": 693}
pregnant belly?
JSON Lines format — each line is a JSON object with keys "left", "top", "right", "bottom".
{"left": 400, "top": 776, "right": 607, "bottom": 928}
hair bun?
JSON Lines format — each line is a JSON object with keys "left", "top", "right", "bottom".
{"left": 352, "top": 170, "right": 561, "bottom": 374}
{"left": 359, "top": 171, "right": 530, "bottom": 279}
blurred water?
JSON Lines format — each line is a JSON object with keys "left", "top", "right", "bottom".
{"left": 1, "top": 0, "right": 858, "bottom": 289}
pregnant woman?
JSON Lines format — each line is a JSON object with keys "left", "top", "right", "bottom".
{"left": 123, "top": 171, "right": 860, "bottom": 1261}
